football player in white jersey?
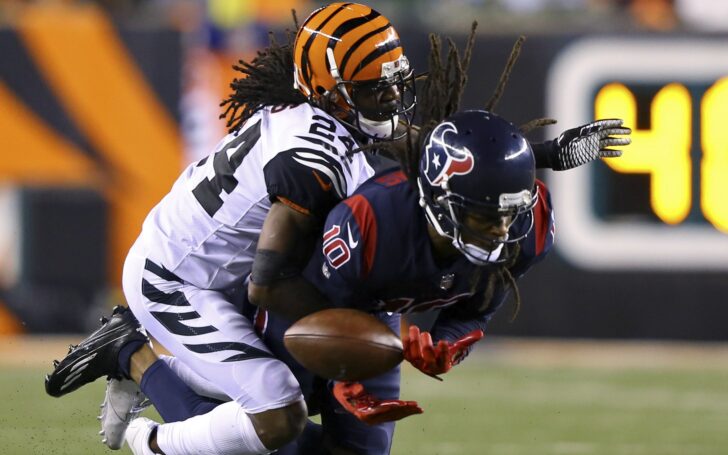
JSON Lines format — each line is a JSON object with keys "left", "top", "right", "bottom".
{"left": 46, "top": 3, "right": 417, "bottom": 455}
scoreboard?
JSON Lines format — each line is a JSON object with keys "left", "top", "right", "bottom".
{"left": 547, "top": 37, "right": 728, "bottom": 271}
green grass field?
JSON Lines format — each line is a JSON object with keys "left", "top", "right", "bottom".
{"left": 2, "top": 338, "right": 727, "bottom": 454}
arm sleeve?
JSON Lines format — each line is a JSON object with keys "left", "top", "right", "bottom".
{"left": 429, "top": 279, "right": 513, "bottom": 344}
{"left": 428, "top": 294, "right": 494, "bottom": 365}
{"left": 263, "top": 148, "right": 346, "bottom": 220}
{"left": 531, "top": 140, "right": 557, "bottom": 169}
{"left": 430, "top": 299, "right": 490, "bottom": 343}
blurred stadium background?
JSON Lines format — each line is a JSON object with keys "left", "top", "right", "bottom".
{"left": 1, "top": 0, "right": 727, "bottom": 453}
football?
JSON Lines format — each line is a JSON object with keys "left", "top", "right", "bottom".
{"left": 284, "top": 308, "right": 403, "bottom": 381}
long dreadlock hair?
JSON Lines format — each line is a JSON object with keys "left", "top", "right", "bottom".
{"left": 377, "top": 24, "right": 554, "bottom": 321}
{"left": 219, "top": 13, "right": 306, "bottom": 133}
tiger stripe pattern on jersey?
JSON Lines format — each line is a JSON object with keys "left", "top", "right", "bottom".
{"left": 141, "top": 259, "right": 273, "bottom": 362}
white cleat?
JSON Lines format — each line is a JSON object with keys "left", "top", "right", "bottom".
{"left": 99, "top": 378, "right": 150, "bottom": 449}
{"left": 125, "top": 417, "right": 158, "bottom": 455}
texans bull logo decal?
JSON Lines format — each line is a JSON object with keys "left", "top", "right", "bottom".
{"left": 423, "top": 122, "right": 474, "bottom": 185}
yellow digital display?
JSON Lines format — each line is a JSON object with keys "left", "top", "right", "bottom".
{"left": 595, "top": 81, "right": 727, "bottom": 234}
{"left": 546, "top": 37, "right": 728, "bottom": 270}
{"left": 701, "top": 77, "right": 728, "bottom": 234}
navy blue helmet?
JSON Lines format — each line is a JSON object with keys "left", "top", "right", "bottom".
{"left": 417, "top": 110, "right": 537, "bottom": 265}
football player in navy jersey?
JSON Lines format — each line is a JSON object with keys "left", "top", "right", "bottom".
{"left": 249, "top": 109, "right": 555, "bottom": 454}
{"left": 44, "top": 4, "right": 630, "bottom": 455}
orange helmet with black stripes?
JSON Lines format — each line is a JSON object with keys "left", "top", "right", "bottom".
{"left": 293, "top": 3, "right": 415, "bottom": 140}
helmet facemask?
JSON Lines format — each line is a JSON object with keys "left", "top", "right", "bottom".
{"left": 418, "top": 176, "right": 537, "bottom": 266}
{"left": 324, "top": 49, "right": 416, "bottom": 140}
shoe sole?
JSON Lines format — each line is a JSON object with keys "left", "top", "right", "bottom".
{"left": 45, "top": 307, "right": 147, "bottom": 397}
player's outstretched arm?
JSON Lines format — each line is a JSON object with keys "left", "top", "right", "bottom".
{"left": 333, "top": 382, "right": 423, "bottom": 426}
{"left": 402, "top": 325, "right": 484, "bottom": 380}
{"left": 532, "top": 118, "right": 631, "bottom": 171}
{"left": 248, "top": 201, "right": 331, "bottom": 321}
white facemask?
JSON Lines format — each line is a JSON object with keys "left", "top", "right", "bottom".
{"left": 357, "top": 113, "right": 398, "bottom": 139}
{"left": 452, "top": 235, "right": 504, "bottom": 265}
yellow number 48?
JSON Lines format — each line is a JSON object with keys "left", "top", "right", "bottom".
{"left": 595, "top": 80, "right": 728, "bottom": 233}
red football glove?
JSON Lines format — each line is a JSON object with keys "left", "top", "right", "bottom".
{"left": 403, "top": 325, "right": 484, "bottom": 379}
{"left": 333, "top": 381, "right": 423, "bottom": 426}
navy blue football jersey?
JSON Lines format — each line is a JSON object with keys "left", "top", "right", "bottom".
{"left": 303, "top": 168, "right": 555, "bottom": 342}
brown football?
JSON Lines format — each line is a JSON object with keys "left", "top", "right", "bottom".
{"left": 284, "top": 308, "right": 403, "bottom": 381}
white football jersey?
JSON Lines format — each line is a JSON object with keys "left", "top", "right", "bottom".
{"left": 136, "top": 103, "right": 376, "bottom": 290}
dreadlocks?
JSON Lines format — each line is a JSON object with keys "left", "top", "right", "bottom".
{"left": 396, "top": 22, "right": 478, "bottom": 186}
{"left": 220, "top": 15, "right": 306, "bottom": 133}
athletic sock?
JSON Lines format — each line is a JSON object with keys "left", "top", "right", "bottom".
{"left": 139, "top": 359, "right": 221, "bottom": 422}
{"left": 156, "top": 401, "right": 271, "bottom": 455}
{"left": 299, "top": 420, "right": 324, "bottom": 453}
{"left": 276, "top": 420, "right": 323, "bottom": 455}
{"left": 117, "top": 339, "right": 147, "bottom": 379}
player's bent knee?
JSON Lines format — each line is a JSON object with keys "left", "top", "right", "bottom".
{"left": 249, "top": 399, "right": 307, "bottom": 450}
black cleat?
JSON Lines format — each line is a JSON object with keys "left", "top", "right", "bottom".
{"left": 45, "top": 306, "right": 148, "bottom": 398}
